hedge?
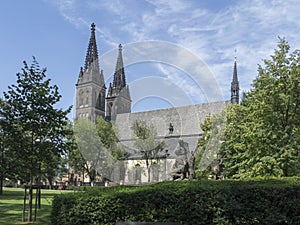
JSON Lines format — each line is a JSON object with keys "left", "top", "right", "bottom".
{"left": 51, "top": 178, "right": 300, "bottom": 225}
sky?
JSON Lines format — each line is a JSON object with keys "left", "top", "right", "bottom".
{"left": 1, "top": 0, "right": 300, "bottom": 119}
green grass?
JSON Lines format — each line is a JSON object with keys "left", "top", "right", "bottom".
{"left": 0, "top": 188, "right": 64, "bottom": 225}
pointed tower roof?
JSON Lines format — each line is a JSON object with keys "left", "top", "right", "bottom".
{"left": 232, "top": 53, "right": 238, "bottom": 84}
{"left": 84, "top": 23, "right": 99, "bottom": 71}
{"left": 231, "top": 50, "right": 239, "bottom": 104}
{"left": 113, "top": 44, "right": 126, "bottom": 88}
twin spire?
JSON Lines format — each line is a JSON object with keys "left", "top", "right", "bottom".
{"left": 83, "top": 23, "right": 126, "bottom": 90}
{"left": 81, "top": 23, "right": 239, "bottom": 108}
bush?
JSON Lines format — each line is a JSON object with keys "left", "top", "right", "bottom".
{"left": 51, "top": 178, "right": 300, "bottom": 225}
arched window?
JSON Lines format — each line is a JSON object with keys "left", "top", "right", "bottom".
{"left": 79, "top": 90, "right": 84, "bottom": 107}
{"left": 85, "top": 90, "right": 89, "bottom": 106}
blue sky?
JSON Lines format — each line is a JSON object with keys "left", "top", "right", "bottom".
{"left": 1, "top": 0, "right": 300, "bottom": 118}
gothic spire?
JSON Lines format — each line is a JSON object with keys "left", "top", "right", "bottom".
{"left": 231, "top": 51, "right": 239, "bottom": 104}
{"left": 113, "top": 44, "right": 126, "bottom": 88}
{"left": 84, "top": 23, "right": 99, "bottom": 71}
{"left": 233, "top": 53, "right": 238, "bottom": 84}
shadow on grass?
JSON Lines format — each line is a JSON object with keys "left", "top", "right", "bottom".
{"left": 0, "top": 188, "right": 61, "bottom": 225}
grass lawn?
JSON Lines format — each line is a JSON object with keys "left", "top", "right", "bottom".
{"left": 0, "top": 187, "right": 64, "bottom": 225}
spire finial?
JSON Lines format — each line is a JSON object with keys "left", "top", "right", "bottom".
{"left": 119, "top": 44, "right": 122, "bottom": 50}
{"left": 234, "top": 49, "right": 237, "bottom": 61}
{"left": 91, "top": 22, "right": 95, "bottom": 31}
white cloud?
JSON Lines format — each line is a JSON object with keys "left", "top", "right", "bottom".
{"left": 156, "top": 64, "right": 204, "bottom": 103}
{"left": 46, "top": 0, "right": 300, "bottom": 106}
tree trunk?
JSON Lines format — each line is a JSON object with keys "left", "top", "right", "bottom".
{"left": 22, "top": 187, "right": 27, "bottom": 222}
{"left": 147, "top": 167, "right": 151, "bottom": 183}
{"left": 28, "top": 185, "right": 33, "bottom": 222}
{"left": 146, "top": 160, "right": 150, "bottom": 183}
{"left": 0, "top": 172, "right": 3, "bottom": 195}
{"left": 38, "top": 187, "right": 41, "bottom": 209}
{"left": 27, "top": 173, "right": 33, "bottom": 222}
{"left": 48, "top": 177, "right": 53, "bottom": 189}
{"left": 34, "top": 188, "right": 38, "bottom": 221}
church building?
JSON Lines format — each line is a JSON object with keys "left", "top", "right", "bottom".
{"left": 74, "top": 23, "right": 239, "bottom": 185}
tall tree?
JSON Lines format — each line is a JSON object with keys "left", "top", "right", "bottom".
{"left": 0, "top": 58, "right": 72, "bottom": 221}
{"left": 219, "top": 38, "right": 300, "bottom": 178}
{"left": 243, "top": 38, "right": 300, "bottom": 177}
{"left": 0, "top": 119, "right": 5, "bottom": 195}
{"left": 195, "top": 110, "right": 227, "bottom": 179}
{"left": 73, "top": 119, "right": 105, "bottom": 183}
{"left": 131, "top": 120, "right": 165, "bottom": 182}
{"left": 96, "top": 117, "right": 126, "bottom": 160}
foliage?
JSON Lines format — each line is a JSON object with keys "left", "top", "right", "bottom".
{"left": 241, "top": 38, "right": 300, "bottom": 177}
{"left": 73, "top": 119, "right": 107, "bottom": 182}
{"left": 198, "top": 38, "right": 300, "bottom": 179}
{"left": 195, "top": 111, "right": 226, "bottom": 179}
{"left": 0, "top": 58, "right": 72, "bottom": 184}
{"left": 131, "top": 120, "right": 165, "bottom": 182}
{"left": 96, "top": 117, "right": 126, "bottom": 160}
{"left": 51, "top": 178, "right": 300, "bottom": 225}
{"left": 0, "top": 58, "right": 72, "bottom": 221}
{"left": 0, "top": 122, "right": 5, "bottom": 194}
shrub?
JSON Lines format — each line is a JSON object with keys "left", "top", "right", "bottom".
{"left": 51, "top": 178, "right": 300, "bottom": 225}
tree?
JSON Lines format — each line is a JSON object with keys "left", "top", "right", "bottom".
{"left": 96, "top": 117, "right": 126, "bottom": 160}
{"left": 0, "top": 119, "right": 5, "bottom": 195}
{"left": 73, "top": 119, "right": 105, "bottom": 183}
{"left": 0, "top": 58, "right": 72, "bottom": 222}
{"left": 242, "top": 38, "right": 300, "bottom": 177}
{"left": 219, "top": 104, "right": 252, "bottom": 178}
{"left": 219, "top": 38, "right": 300, "bottom": 178}
{"left": 197, "top": 39, "right": 300, "bottom": 179}
{"left": 72, "top": 117, "right": 126, "bottom": 184}
{"left": 131, "top": 120, "right": 165, "bottom": 182}
{"left": 195, "top": 111, "right": 226, "bottom": 179}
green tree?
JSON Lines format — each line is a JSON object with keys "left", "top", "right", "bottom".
{"left": 72, "top": 118, "right": 126, "bottom": 184}
{"left": 0, "top": 119, "right": 5, "bottom": 195}
{"left": 0, "top": 58, "right": 72, "bottom": 221}
{"left": 73, "top": 119, "right": 105, "bottom": 183}
{"left": 219, "top": 38, "right": 300, "bottom": 178}
{"left": 195, "top": 111, "right": 226, "bottom": 179}
{"left": 96, "top": 117, "right": 126, "bottom": 160}
{"left": 131, "top": 120, "right": 165, "bottom": 182}
{"left": 243, "top": 38, "right": 300, "bottom": 177}
{"left": 219, "top": 104, "right": 252, "bottom": 178}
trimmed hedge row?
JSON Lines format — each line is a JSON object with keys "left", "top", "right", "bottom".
{"left": 51, "top": 178, "right": 300, "bottom": 225}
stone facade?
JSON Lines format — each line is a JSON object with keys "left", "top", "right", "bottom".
{"left": 115, "top": 101, "right": 229, "bottom": 157}
{"left": 75, "top": 23, "right": 106, "bottom": 123}
{"left": 74, "top": 24, "right": 239, "bottom": 185}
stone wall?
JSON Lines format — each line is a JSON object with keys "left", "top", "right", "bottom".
{"left": 115, "top": 101, "right": 229, "bottom": 156}
{"left": 109, "top": 101, "right": 229, "bottom": 184}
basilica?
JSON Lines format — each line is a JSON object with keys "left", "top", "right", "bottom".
{"left": 74, "top": 23, "right": 239, "bottom": 185}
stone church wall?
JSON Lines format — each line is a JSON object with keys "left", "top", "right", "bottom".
{"left": 115, "top": 101, "right": 229, "bottom": 156}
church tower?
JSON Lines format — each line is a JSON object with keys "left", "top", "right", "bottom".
{"left": 231, "top": 54, "right": 239, "bottom": 104}
{"left": 106, "top": 44, "right": 131, "bottom": 120}
{"left": 75, "top": 23, "right": 106, "bottom": 122}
